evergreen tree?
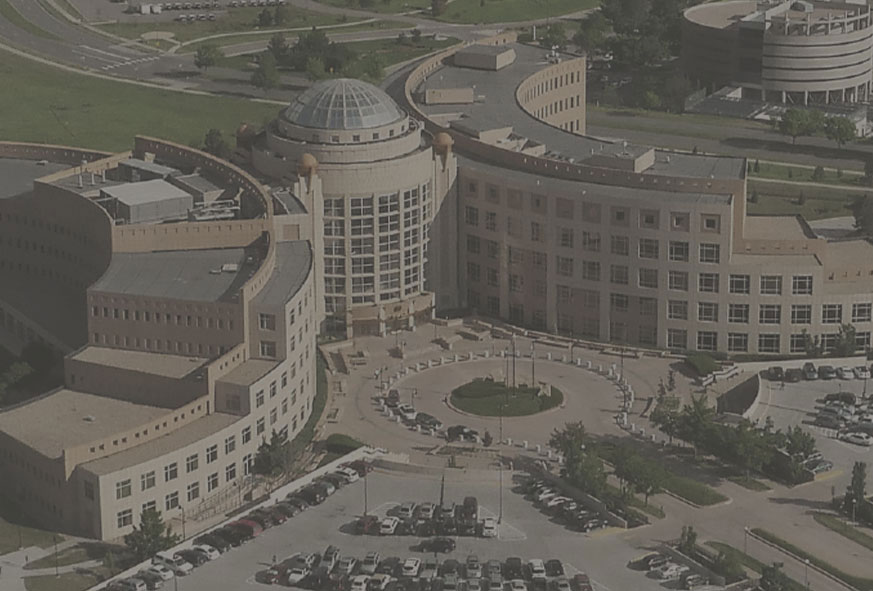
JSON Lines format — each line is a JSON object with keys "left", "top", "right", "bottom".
{"left": 124, "top": 509, "right": 180, "bottom": 562}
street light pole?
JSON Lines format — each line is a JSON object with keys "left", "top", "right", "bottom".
{"left": 531, "top": 341, "right": 536, "bottom": 386}
{"left": 498, "top": 402, "right": 504, "bottom": 524}
{"left": 511, "top": 335, "right": 517, "bottom": 391}
{"left": 804, "top": 558, "right": 809, "bottom": 589}
{"left": 744, "top": 526, "right": 749, "bottom": 555}
{"left": 363, "top": 469, "right": 369, "bottom": 516}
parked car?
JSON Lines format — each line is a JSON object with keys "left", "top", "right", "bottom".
{"left": 376, "top": 557, "right": 402, "bottom": 576}
{"left": 337, "top": 556, "right": 358, "bottom": 577}
{"left": 351, "top": 575, "right": 371, "bottom": 591}
{"left": 402, "top": 558, "right": 421, "bottom": 577}
{"left": 504, "top": 557, "right": 523, "bottom": 580}
{"left": 397, "top": 404, "right": 418, "bottom": 421}
{"left": 361, "top": 552, "right": 381, "bottom": 575}
{"left": 135, "top": 570, "right": 164, "bottom": 590}
{"left": 416, "top": 502, "right": 436, "bottom": 521}
{"left": 569, "top": 573, "right": 593, "bottom": 591}
{"left": 643, "top": 553, "right": 668, "bottom": 569}
{"left": 544, "top": 560, "right": 564, "bottom": 577}
{"left": 486, "top": 559, "right": 502, "bottom": 578}
{"left": 837, "top": 366, "right": 855, "bottom": 380}
{"left": 825, "top": 392, "right": 857, "bottom": 406}
{"left": 118, "top": 578, "right": 147, "bottom": 591}
{"left": 416, "top": 412, "right": 444, "bottom": 430}
{"left": 274, "top": 501, "right": 302, "bottom": 518}
{"left": 381, "top": 516, "right": 401, "bottom": 535}
{"left": 489, "top": 576, "right": 504, "bottom": 591}
{"left": 297, "top": 486, "right": 326, "bottom": 505}
{"left": 398, "top": 502, "right": 417, "bottom": 520}
{"left": 767, "top": 366, "right": 784, "bottom": 381}
{"left": 466, "top": 555, "right": 482, "bottom": 579}
{"left": 683, "top": 573, "right": 707, "bottom": 589}
{"left": 174, "top": 549, "right": 207, "bottom": 567}
{"left": 815, "top": 415, "right": 844, "bottom": 429}
{"left": 420, "top": 557, "right": 440, "bottom": 580}
{"left": 314, "top": 480, "right": 336, "bottom": 496}
{"left": 230, "top": 519, "right": 263, "bottom": 539}
{"left": 323, "top": 545, "right": 341, "bottom": 572}
{"left": 467, "top": 579, "right": 483, "bottom": 591}
{"left": 193, "top": 534, "right": 230, "bottom": 553}
{"left": 510, "top": 580, "right": 528, "bottom": 591}
{"left": 336, "top": 467, "right": 361, "bottom": 483}
{"left": 287, "top": 563, "right": 311, "bottom": 585}
{"left": 552, "top": 578, "right": 570, "bottom": 591}
{"left": 785, "top": 368, "right": 803, "bottom": 382}
{"left": 481, "top": 517, "right": 498, "bottom": 538}
{"left": 819, "top": 365, "right": 837, "bottom": 380}
{"left": 322, "top": 473, "right": 347, "bottom": 491}
{"left": 527, "top": 559, "right": 546, "bottom": 581}
{"left": 841, "top": 431, "right": 873, "bottom": 446}
{"left": 855, "top": 366, "right": 871, "bottom": 379}
{"left": 143, "top": 565, "right": 174, "bottom": 582}
{"left": 368, "top": 574, "right": 393, "bottom": 591}
{"left": 385, "top": 389, "right": 400, "bottom": 408}
{"left": 153, "top": 553, "right": 192, "bottom": 576}
{"left": 803, "top": 362, "right": 818, "bottom": 380}
{"left": 214, "top": 525, "right": 247, "bottom": 546}
{"left": 343, "top": 459, "right": 374, "bottom": 477}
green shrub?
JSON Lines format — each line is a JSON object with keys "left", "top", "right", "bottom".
{"left": 323, "top": 433, "right": 364, "bottom": 455}
{"left": 663, "top": 475, "right": 728, "bottom": 506}
{"left": 686, "top": 352, "right": 719, "bottom": 376}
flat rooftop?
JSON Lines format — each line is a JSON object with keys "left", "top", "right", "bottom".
{"left": 70, "top": 347, "right": 207, "bottom": 379}
{"left": 90, "top": 247, "right": 254, "bottom": 302}
{"left": 458, "top": 155, "right": 732, "bottom": 206}
{"left": 0, "top": 158, "right": 70, "bottom": 199}
{"left": 743, "top": 215, "right": 814, "bottom": 241}
{"left": 729, "top": 251, "right": 821, "bottom": 267}
{"left": 218, "top": 358, "right": 279, "bottom": 387}
{"left": 0, "top": 389, "right": 166, "bottom": 459}
{"left": 101, "top": 178, "right": 191, "bottom": 206}
{"left": 684, "top": 0, "right": 757, "bottom": 29}
{"left": 252, "top": 241, "right": 312, "bottom": 308}
{"left": 414, "top": 43, "right": 745, "bottom": 181}
{"left": 81, "top": 412, "right": 239, "bottom": 476}
{"left": 120, "top": 158, "right": 177, "bottom": 177}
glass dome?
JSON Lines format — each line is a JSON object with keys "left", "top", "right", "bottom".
{"left": 284, "top": 78, "right": 405, "bottom": 130}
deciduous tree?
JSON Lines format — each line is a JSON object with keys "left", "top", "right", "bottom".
{"left": 124, "top": 509, "right": 179, "bottom": 562}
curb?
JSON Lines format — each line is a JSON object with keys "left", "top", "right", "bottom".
{"left": 747, "top": 530, "right": 859, "bottom": 591}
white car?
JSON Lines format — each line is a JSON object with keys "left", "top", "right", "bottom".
{"left": 336, "top": 467, "right": 360, "bottom": 483}
{"left": 546, "top": 496, "right": 572, "bottom": 508}
{"left": 417, "top": 502, "right": 436, "bottom": 521}
{"left": 397, "top": 404, "right": 417, "bottom": 421}
{"left": 528, "top": 559, "right": 546, "bottom": 581}
{"left": 855, "top": 366, "right": 872, "bottom": 379}
{"left": 402, "top": 557, "right": 421, "bottom": 577}
{"left": 361, "top": 551, "right": 380, "bottom": 575}
{"left": 481, "top": 517, "right": 498, "bottom": 538}
{"left": 368, "top": 574, "right": 393, "bottom": 591}
{"left": 841, "top": 432, "right": 873, "bottom": 446}
{"left": 351, "top": 575, "right": 371, "bottom": 591}
{"left": 153, "top": 553, "right": 192, "bottom": 576}
{"left": 398, "top": 502, "right": 416, "bottom": 519}
{"left": 143, "top": 564, "right": 174, "bottom": 581}
{"left": 380, "top": 516, "right": 400, "bottom": 535}
{"left": 510, "top": 580, "right": 527, "bottom": 591}
{"left": 287, "top": 564, "right": 311, "bottom": 584}
{"left": 192, "top": 544, "right": 219, "bottom": 560}
{"left": 837, "top": 366, "right": 855, "bottom": 380}
{"left": 535, "top": 489, "right": 557, "bottom": 503}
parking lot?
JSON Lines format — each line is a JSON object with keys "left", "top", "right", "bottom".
{"left": 177, "top": 470, "right": 669, "bottom": 591}
{"left": 751, "top": 368, "right": 873, "bottom": 489}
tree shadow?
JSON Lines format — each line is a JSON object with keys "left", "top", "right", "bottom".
{"left": 721, "top": 137, "right": 868, "bottom": 163}
{"left": 767, "top": 497, "right": 833, "bottom": 511}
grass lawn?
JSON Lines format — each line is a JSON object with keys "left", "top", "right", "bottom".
{"left": 751, "top": 161, "right": 865, "bottom": 187}
{"left": 727, "top": 475, "right": 771, "bottom": 492}
{"left": 98, "top": 5, "right": 347, "bottom": 42}
{"left": 812, "top": 512, "right": 873, "bottom": 552}
{"left": 435, "top": 0, "right": 596, "bottom": 23}
{"left": 602, "top": 483, "right": 665, "bottom": 519}
{"left": 747, "top": 180, "right": 865, "bottom": 220}
{"left": 315, "top": 0, "right": 430, "bottom": 14}
{"left": 24, "top": 566, "right": 119, "bottom": 591}
{"left": 752, "top": 528, "right": 873, "bottom": 591}
{"left": 0, "top": 48, "right": 278, "bottom": 152}
{"left": 342, "top": 36, "right": 460, "bottom": 67}
{"left": 0, "top": 0, "right": 59, "bottom": 40}
{"left": 663, "top": 475, "right": 728, "bottom": 506}
{"left": 23, "top": 542, "right": 126, "bottom": 570}
{"left": 179, "top": 20, "right": 407, "bottom": 53}
{"left": 0, "top": 497, "right": 59, "bottom": 555}
{"left": 705, "top": 541, "right": 807, "bottom": 591}
{"left": 450, "top": 378, "right": 563, "bottom": 416}
{"left": 587, "top": 105, "right": 772, "bottom": 141}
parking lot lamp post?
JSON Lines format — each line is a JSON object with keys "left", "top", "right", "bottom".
{"left": 363, "top": 468, "right": 369, "bottom": 516}
{"left": 180, "top": 506, "right": 186, "bottom": 539}
{"left": 804, "top": 558, "right": 809, "bottom": 588}
{"left": 744, "top": 526, "right": 750, "bottom": 555}
{"left": 53, "top": 535, "right": 59, "bottom": 577}
{"left": 531, "top": 341, "right": 535, "bottom": 386}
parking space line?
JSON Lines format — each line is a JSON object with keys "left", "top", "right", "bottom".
{"left": 478, "top": 506, "right": 526, "bottom": 541}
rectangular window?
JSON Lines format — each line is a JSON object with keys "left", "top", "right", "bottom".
{"left": 258, "top": 313, "right": 276, "bottom": 331}
{"left": 556, "top": 256, "right": 574, "bottom": 277}
{"left": 257, "top": 417, "right": 265, "bottom": 435}
{"left": 226, "top": 463, "right": 237, "bottom": 482}
{"left": 486, "top": 240, "right": 499, "bottom": 259}
{"left": 611, "top": 235, "right": 629, "bottom": 256}
{"left": 485, "top": 211, "right": 497, "bottom": 231}
{"left": 853, "top": 303, "right": 872, "bottom": 323}
{"left": 821, "top": 333, "right": 839, "bottom": 352}
{"left": 729, "top": 274, "right": 750, "bottom": 295}
{"left": 857, "top": 331, "right": 871, "bottom": 349}
{"left": 255, "top": 390, "right": 264, "bottom": 408}
{"left": 559, "top": 228, "right": 574, "bottom": 248}
{"left": 187, "top": 481, "right": 200, "bottom": 502}
{"left": 242, "top": 426, "right": 251, "bottom": 444}
{"left": 225, "top": 435, "right": 236, "bottom": 454}
{"left": 116, "top": 479, "right": 131, "bottom": 500}
{"left": 465, "top": 206, "right": 479, "bottom": 226}
{"left": 117, "top": 509, "right": 133, "bottom": 529}
{"left": 467, "top": 262, "right": 481, "bottom": 282}
{"left": 164, "top": 462, "right": 177, "bottom": 482}
{"left": 698, "top": 302, "right": 719, "bottom": 323}
{"left": 640, "top": 297, "right": 658, "bottom": 317}
{"left": 668, "top": 241, "right": 689, "bottom": 262}
{"left": 207, "top": 473, "right": 219, "bottom": 492}
{"left": 259, "top": 341, "right": 276, "bottom": 358}
{"left": 699, "top": 243, "right": 720, "bottom": 264}
{"left": 185, "top": 454, "right": 198, "bottom": 473}
{"left": 668, "top": 300, "right": 688, "bottom": 320}
{"left": 270, "top": 408, "right": 278, "bottom": 425}
{"left": 758, "top": 334, "right": 780, "bottom": 353}
{"left": 728, "top": 304, "right": 749, "bottom": 324}
{"left": 727, "top": 333, "right": 748, "bottom": 353}
{"left": 206, "top": 445, "right": 218, "bottom": 464}
{"left": 165, "top": 491, "right": 179, "bottom": 511}
{"left": 792, "top": 275, "right": 813, "bottom": 295}
{"left": 638, "top": 238, "right": 659, "bottom": 259}
{"left": 582, "top": 231, "right": 600, "bottom": 252}
{"left": 790, "top": 334, "right": 807, "bottom": 353}
{"left": 697, "top": 331, "right": 718, "bottom": 351}
{"left": 557, "top": 284, "right": 572, "bottom": 304}
{"left": 610, "top": 293, "right": 629, "bottom": 313}
{"left": 759, "top": 304, "right": 781, "bottom": 324}
{"left": 466, "top": 235, "right": 480, "bottom": 254}
{"left": 668, "top": 271, "right": 689, "bottom": 291}
{"left": 698, "top": 273, "right": 719, "bottom": 293}
{"left": 760, "top": 275, "right": 782, "bottom": 295}
{"left": 822, "top": 304, "right": 842, "bottom": 324}
{"left": 610, "top": 265, "right": 628, "bottom": 285}
{"left": 667, "top": 328, "right": 687, "bottom": 350}
{"left": 581, "top": 261, "right": 600, "bottom": 281}
{"left": 141, "top": 471, "right": 155, "bottom": 491}
{"left": 530, "top": 221, "right": 543, "bottom": 242}
{"left": 509, "top": 274, "right": 524, "bottom": 292}
{"left": 638, "top": 268, "right": 658, "bottom": 289}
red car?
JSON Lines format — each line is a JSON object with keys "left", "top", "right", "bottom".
{"left": 570, "top": 573, "right": 592, "bottom": 591}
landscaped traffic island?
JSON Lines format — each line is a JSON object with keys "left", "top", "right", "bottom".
{"left": 449, "top": 378, "right": 563, "bottom": 416}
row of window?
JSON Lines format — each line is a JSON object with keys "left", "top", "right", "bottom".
{"left": 0, "top": 212, "right": 97, "bottom": 246}
{"left": 667, "top": 302, "right": 870, "bottom": 325}
{"left": 91, "top": 305, "right": 236, "bottom": 330}
{"left": 461, "top": 193, "right": 721, "bottom": 234}
{"left": 667, "top": 329, "right": 872, "bottom": 354}
{"left": 323, "top": 189, "right": 427, "bottom": 218}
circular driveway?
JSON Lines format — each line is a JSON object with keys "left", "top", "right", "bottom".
{"left": 389, "top": 358, "right": 628, "bottom": 446}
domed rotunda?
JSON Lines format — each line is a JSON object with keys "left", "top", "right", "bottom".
{"left": 251, "top": 78, "right": 458, "bottom": 337}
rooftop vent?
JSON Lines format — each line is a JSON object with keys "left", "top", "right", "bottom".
{"left": 83, "top": 415, "right": 96, "bottom": 422}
